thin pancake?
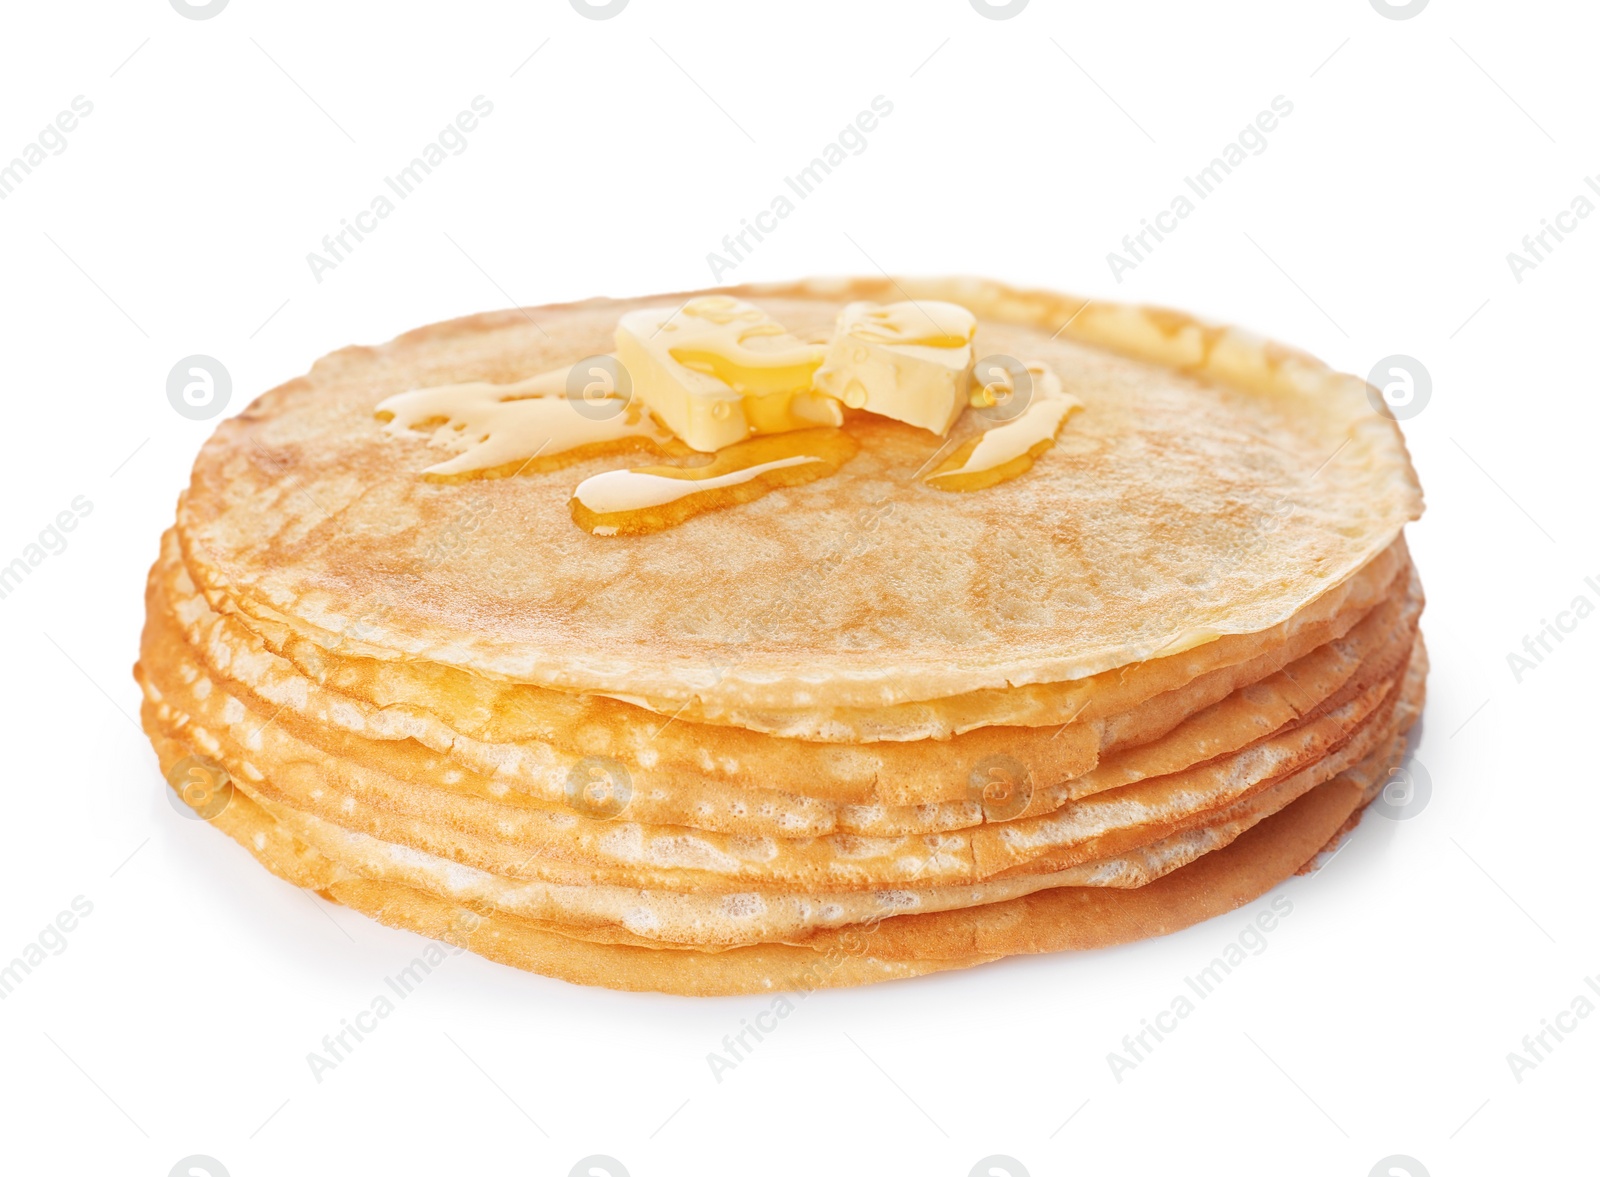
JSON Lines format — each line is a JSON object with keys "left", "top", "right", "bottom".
{"left": 144, "top": 667, "right": 1418, "bottom": 992}
{"left": 173, "top": 278, "right": 1421, "bottom": 712}
{"left": 137, "top": 629, "right": 1420, "bottom": 950}
{"left": 138, "top": 583, "right": 1414, "bottom": 895}
{"left": 152, "top": 526, "right": 1412, "bottom": 818}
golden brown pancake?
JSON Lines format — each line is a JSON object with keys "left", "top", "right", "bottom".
{"left": 136, "top": 277, "right": 1427, "bottom": 993}
{"left": 139, "top": 638, "right": 1419, "bottom": 953}
{"left": 146, "top": 526, "right": 1418, "bottom": 833}
{"left": 141, "top": 646, "right": 1421, "bottom": 992}
{"left": 173, "top": 278, "right": 1420, "bottom": 712}
{"left": 137, "top": 554, "right": 1419, "bottom": 896}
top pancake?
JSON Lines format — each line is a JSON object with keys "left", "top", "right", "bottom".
{"left": 176, "top": 277, "right": 1421, "bottom": 712}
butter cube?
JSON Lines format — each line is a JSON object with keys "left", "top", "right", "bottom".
{"left": 811, "top": 300, "right": 977, "bottom": 435}
{"left": 615, "top": 296, "right": 835, "bottom": 452}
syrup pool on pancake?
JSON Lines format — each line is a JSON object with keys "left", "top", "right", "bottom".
{"left": 375, "top": 294, "right": 1085, "bottom": 531}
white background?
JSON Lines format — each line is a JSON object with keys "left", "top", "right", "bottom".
{"left": 0, "top": 1, "right": 1595, "bottom": 1174}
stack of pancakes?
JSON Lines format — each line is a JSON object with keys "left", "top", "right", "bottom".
{"left": 136, "top": 278, "right": 1426, "bottom": 995}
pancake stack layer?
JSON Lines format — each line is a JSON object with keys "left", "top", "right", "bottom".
{"left": 136, "top": 278, "right": 1426, "bottom": 995}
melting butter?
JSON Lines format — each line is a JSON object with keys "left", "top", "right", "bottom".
{"left": 926, "top": 361, "right": 1083, "bottom": 492}
{"left": 570, "top": 428, "right": 859, "bottom": 537}
{"left": 615, "top": 296, "right": 838, "bottom": 453}
{"left": 575, "top": 456, "right": 823, "bottom": 514}
{"left": 376, "top": 301, "right": 1085, "bottom": 532}
{"left": 374, "top": 359, "right": 669, "bottom": 479}
{"left": 812, "top": 300, "right": 977, "bottom": 435}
